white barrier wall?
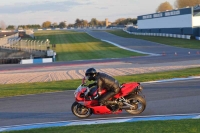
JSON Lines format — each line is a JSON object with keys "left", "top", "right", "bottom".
{"left": 43, "top": 58, "right": 53, "bottom": 63}
{"left": 138, "top": 14, "right": 192, "bottom": 29}
{"left": 137, "top": 8, "right": 193, "bottom": 29}
{"left": 20, "top": 58, "right": 53, "bottom": 64}
{"left": 20, "top": 59, "right": 33, "bottom": 64}
{"left": 193, "top": 16, "right": 200, "bottom": 27}
{"left": 123, "top": 29, "right": 191, "bottom": 40}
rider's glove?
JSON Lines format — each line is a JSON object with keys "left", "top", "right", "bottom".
{"left": 88, "top": 82, "right": 97, "bottom": 88}
{"left": 88, "top": 84, "right": 93, "bottom": 88}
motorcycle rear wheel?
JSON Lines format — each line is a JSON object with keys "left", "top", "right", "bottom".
{"left": 125, "top": 95, "right": 146, "bottom": 115}
{"left": 71, "top": 102, "right": 92, "bottom": 118}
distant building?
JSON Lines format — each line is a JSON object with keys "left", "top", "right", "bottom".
{"left": 136, "top": 5, "right": 200, "bottom": 36}
{"left": 105, "top": 18, "right": 111, "bottom": 27}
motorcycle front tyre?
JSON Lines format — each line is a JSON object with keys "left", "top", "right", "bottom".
{"left": 71, "top": 102, "right": 92, "bottom": 118}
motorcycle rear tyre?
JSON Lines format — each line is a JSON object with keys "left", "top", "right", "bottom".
{"left": 125, "top": 95, "right": 146, "bottom": 115}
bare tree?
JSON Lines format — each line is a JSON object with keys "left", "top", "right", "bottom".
{"left": 156, "top": 1, "right": 173, "bottom": 12}
{"left": 0, "top": 20, "right": 6, "bottom": 30}
{"left": 90, "top": 18, "right": 98, "bottom": 27}
{"left": 75, "top": 18, "right": 81, "bottom": 27}
{"left": 82, "top": 20, "right": 88, "bottom": 27}
{"left": 175, "top": 0, "right": 200, "bottom": 8}
{"left": 52, "top": 22, "right": 58, "bottom": 28}
{"left": 59, "top": 21, "right": 67, "bottom": 28}
{"left": 6, "top": 25, "right": 15, "bottom": 30}
{"left": 98, "top": 21, "right": 106, "bottom": 26}
{"left": 113, "top": 18, "right": 137, "bottom": 25}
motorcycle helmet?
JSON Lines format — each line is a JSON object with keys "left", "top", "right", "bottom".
{"left": 85, "top": 68, "right": 97, "bottom": 81}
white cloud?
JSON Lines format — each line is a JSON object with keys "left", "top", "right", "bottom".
{"left": 0, "top": 0, "right": 176, "bottom": 25}
{"left": 0, "top": 1, "right": 93, "bottom": 14}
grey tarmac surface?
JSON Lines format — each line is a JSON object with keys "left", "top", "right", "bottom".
{"left": 86, "top": 30, "right": 200, "bottom": 55}
{"left": 0, "top": 79, "right": 200, "bottom": 127}
{"left": 0, "top": 55, "right": 200, "bottom": 74}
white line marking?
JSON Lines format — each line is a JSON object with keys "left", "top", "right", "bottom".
{"left": 0, "top": 128, "right": 6, "bottom": 132}
{"left": 1, "top": 113, "right": 200, "bottom": 128}
{"left": 142, "top": 76, "right": 200, "bottom": 84}
{"left": 1, "top": 113, "right": 200, "bottom": 132}
{"left": 101, "top": 39, "right": 160, "bottom": 56}
{"left": 193, "top": 115, "right": 200, "bottom": 119}
{"left": 85, "top": 31, "right": 160, "bottom": 56}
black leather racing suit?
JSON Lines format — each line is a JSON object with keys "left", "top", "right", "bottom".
{"left": 89, "top": 72, "right": 121, "bottom": 106}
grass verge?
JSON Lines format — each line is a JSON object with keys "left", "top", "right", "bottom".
{"left": 107, "top": 30, "right": 200, "bottom": 49}
{"left": 6, "top": 119, "right": 200, "bottom": 133}
{"left": 0, "top": 67, "right": 200, "bottom": 98}
{"left": 34, "top": 30, "right": 143, "bottom": 61}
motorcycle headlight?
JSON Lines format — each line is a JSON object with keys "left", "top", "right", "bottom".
{"left": 80, "top": 93, "right": 85, "bottom": 98}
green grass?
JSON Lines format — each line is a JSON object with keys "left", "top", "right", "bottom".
{"left": 107, "top": 30, "right": 200, "bottom": 49}
{"left": 6, "top": 119, "right": 200, "bottom": 133}
{"left": 0, "top": 80, "right": 80, "bottom": 98}
{"left": 34, "top": 30, "right": 143, "bottom": 61}
{"left": 0, "top": 67, "right": 199, "bottom": 98}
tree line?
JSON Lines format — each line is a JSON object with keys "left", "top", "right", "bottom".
{"left": 41, "top": 18, "right": 137, "bottom": 28}
{"left": 0, "top": 18, "right": 137, "bottom": 30}
{"left": 156, "top": 0, "right": 200, "bottom": 12}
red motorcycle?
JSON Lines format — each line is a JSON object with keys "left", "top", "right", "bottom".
{"left": 71, "top": 77, "right": 146, "bottom": 118}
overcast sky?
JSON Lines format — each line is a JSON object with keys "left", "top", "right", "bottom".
{"left": 0, "top": 0, "right": 176, "bottom": 26}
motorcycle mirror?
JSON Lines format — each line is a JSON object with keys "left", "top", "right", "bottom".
{"left": 82, "top": 77, "right": 88, "bottom": 84}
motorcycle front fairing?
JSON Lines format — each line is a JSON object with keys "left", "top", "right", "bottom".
{"left": 74, "top": 85, "right": 89, "bottom": 101}
{"left": 90, "top": 106, "right": 122, "bottom": 114}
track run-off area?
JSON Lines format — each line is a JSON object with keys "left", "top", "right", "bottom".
{"left": 0, "top": 30, "right": 200, "bottom": 131}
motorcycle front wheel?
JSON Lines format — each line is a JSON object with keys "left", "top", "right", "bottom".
{"left": 71, "top": 102, "right": 92, "bottom": 118}
{"left": 125, "top": 95, "right": 146, "bottom": 115}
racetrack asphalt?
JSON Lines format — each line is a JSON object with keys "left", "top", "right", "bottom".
{"left": 0, "top": 79, "right": 200, "bottom": 127}
{"left": 86, "top": 30, "right": 200, "bottom": 55}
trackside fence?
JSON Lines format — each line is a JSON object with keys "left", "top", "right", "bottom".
{"left": 123, "top": 28, "right": 191, "bottom": 40}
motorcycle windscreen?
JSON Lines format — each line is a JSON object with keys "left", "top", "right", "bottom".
{"left": 88, "top": 86, "right": 98, "bottom": 96}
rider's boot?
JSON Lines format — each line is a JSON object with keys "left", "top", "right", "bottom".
{"left": 106, "top": 100, "right": 120, "bottom": 112}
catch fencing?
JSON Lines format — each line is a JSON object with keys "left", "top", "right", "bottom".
{"left": 0, "top": 58, "right": 22, "bottom": 64}
{"left": 1, "top": 38, "right": 51, "bottom": 53}
{"left": 0, "top": 33, "right": 51, "bottom": 64}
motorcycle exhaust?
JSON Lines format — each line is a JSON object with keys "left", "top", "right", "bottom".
{"left": 121, "top": 106, "right": 131, "bottom": 109}
{"left": 123, "top": 102, "right": 135, "bottom": 108}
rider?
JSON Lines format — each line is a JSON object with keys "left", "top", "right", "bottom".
{"left": 85, "top": 68, "right": 121, "bottom": 112}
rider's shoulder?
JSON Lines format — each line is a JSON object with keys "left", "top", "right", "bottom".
{"left": 96, "top": 72, "right": 106, "bottom": 79}
{"left": 98, "top": 72, "right": 107, "bottom": 77}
